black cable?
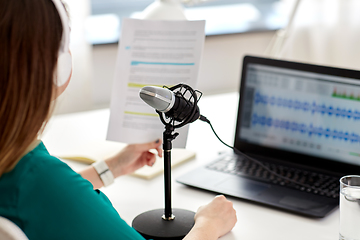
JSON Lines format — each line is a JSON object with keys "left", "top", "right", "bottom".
{"left": 199, "top": 115, "right": 333, "bottom": 194}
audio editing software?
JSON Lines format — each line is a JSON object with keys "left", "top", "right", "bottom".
{"left": 240, "top": 64, "right": 360, "bottom": 166}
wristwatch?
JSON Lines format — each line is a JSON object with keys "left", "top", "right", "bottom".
{"left": 92, "top": 161, "right": 114, "bottom": 187}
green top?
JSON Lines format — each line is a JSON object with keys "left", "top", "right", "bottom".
{"left": 0, "top": 141, "right": 145, "bottom": 240}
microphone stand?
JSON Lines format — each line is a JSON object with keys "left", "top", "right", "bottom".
{"left": 132, "top": 124, "right": 195, "bottom": 240}
{"left": 163, "top": 125, "right": 178, "bottom": 220}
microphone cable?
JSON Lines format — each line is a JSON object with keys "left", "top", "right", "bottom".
{"left": 199, "top": 115, "right": 334, "bottom": 196}
{"left": 143, "top": 83, "right": 337, "bottom": 197}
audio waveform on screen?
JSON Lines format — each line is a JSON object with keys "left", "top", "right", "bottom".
{"left": 332, "top": 88, "right": 360, "bottom": 102}
{"left": 251, "top": 113, "right": 360, "bottom": 143}
{"left": 254, "top": 92, "right": 360, "bottom": 120}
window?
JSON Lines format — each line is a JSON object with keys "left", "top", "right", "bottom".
{"left": 87, "top": 0, "right": 288, "bottom": 44}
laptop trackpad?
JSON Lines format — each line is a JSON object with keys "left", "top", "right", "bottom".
{"left": 215, "top": 176, "right": 270, "bottom": 198}
{"left": 279, "top": 196, "right": 327, "bottom": 210}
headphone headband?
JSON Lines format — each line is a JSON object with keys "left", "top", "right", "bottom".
{"left": 51, "top": 0, "right": 69, "bottom": 53}
{"left": 50, "top": 0, "right": 72, "bottom": 87}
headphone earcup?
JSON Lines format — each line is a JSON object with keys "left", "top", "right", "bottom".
{"left": 56, "top": 52, "right": 72, "bottom": 86}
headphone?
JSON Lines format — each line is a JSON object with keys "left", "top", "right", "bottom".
{"left": 51, "top": 0, "right": 72, "bottom": 87}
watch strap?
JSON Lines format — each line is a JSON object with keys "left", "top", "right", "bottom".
{"left": 92, "top": 161, "right": 114, "bottom": 187}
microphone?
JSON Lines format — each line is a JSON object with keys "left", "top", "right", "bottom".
{"left": 139, "top": 86, "right": 201, "bottom": 123}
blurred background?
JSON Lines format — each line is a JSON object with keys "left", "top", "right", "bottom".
{"left": 56, "top": 0, "right": 360, "bottom": 115}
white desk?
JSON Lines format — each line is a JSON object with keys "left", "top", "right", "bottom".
{"left": 42, "top": 92, "right": 340, "bottom": 240}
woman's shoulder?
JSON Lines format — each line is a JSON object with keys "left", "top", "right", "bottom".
{"left": 0, "top": 141, "right": 146, "bottom": 240}
{"left": 0, "top": 141, "right": 87, "bottom": 229}
{"left": 0, "top": 141, "right": 72, "bottom": 187}
{"left": 14, "top": 143, "right": 145, "bottom": 240}
{"left": 18, "top": 141, "right": 73, "bottom": 178}
{"left": 7, "top": 141, "right": 86, "bottom": 196}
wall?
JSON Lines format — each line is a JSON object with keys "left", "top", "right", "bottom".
{"left": 54, "top": 0, "right": 94, "bottom": 115}
{"left": 280, "top": 0, "right": 360, "bottom": 71}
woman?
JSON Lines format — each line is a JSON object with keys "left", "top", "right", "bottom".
{"left": 0, "top": 0, "right": 237, "bottom": 239}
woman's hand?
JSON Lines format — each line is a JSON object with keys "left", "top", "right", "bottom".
{"left": 184, "top": 195, "right": 237, "bottom": 240}
{"left": 105, "top": 139, "right": 163, "bottom": 178}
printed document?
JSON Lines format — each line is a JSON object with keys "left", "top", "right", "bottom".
{"left": 107, "top": 18, "right": 205, "bottom": 147}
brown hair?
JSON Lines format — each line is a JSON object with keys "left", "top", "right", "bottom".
{"left": 0, "top": 0, "right": 63, "bottom": 176}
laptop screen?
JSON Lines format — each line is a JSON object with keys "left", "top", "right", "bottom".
{"left": 239, "top": 60, "right": 360, "bottom": 167}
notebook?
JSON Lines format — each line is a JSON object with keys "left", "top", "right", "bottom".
{"left": 51, "top": 140, "right": 195, "bottom": 179}
{"left": 177, "top": 55, "right": 360, "bottom": 218}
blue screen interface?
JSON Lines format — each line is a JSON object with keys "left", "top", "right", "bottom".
{"left": 240, "top": 63, "right": 360, "bottom": 166}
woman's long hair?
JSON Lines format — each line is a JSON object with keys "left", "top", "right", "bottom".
{"left": 0, "top": 0, "right": 63, "bottom": 176}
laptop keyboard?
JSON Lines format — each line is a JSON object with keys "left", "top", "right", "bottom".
{"left": 206, "top": 155, "right": 340, "bottom": 199}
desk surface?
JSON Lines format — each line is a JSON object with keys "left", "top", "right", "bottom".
{"left": 42, "top": 92, "right": 339, "bottom": 240}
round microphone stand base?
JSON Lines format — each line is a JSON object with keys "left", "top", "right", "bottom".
{"left": 132, "top": 208, "right": 195, "bottom": 240}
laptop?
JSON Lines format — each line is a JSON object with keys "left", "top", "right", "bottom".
{"left": 177, "top": 55, "right": 360, "bottom": 218}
